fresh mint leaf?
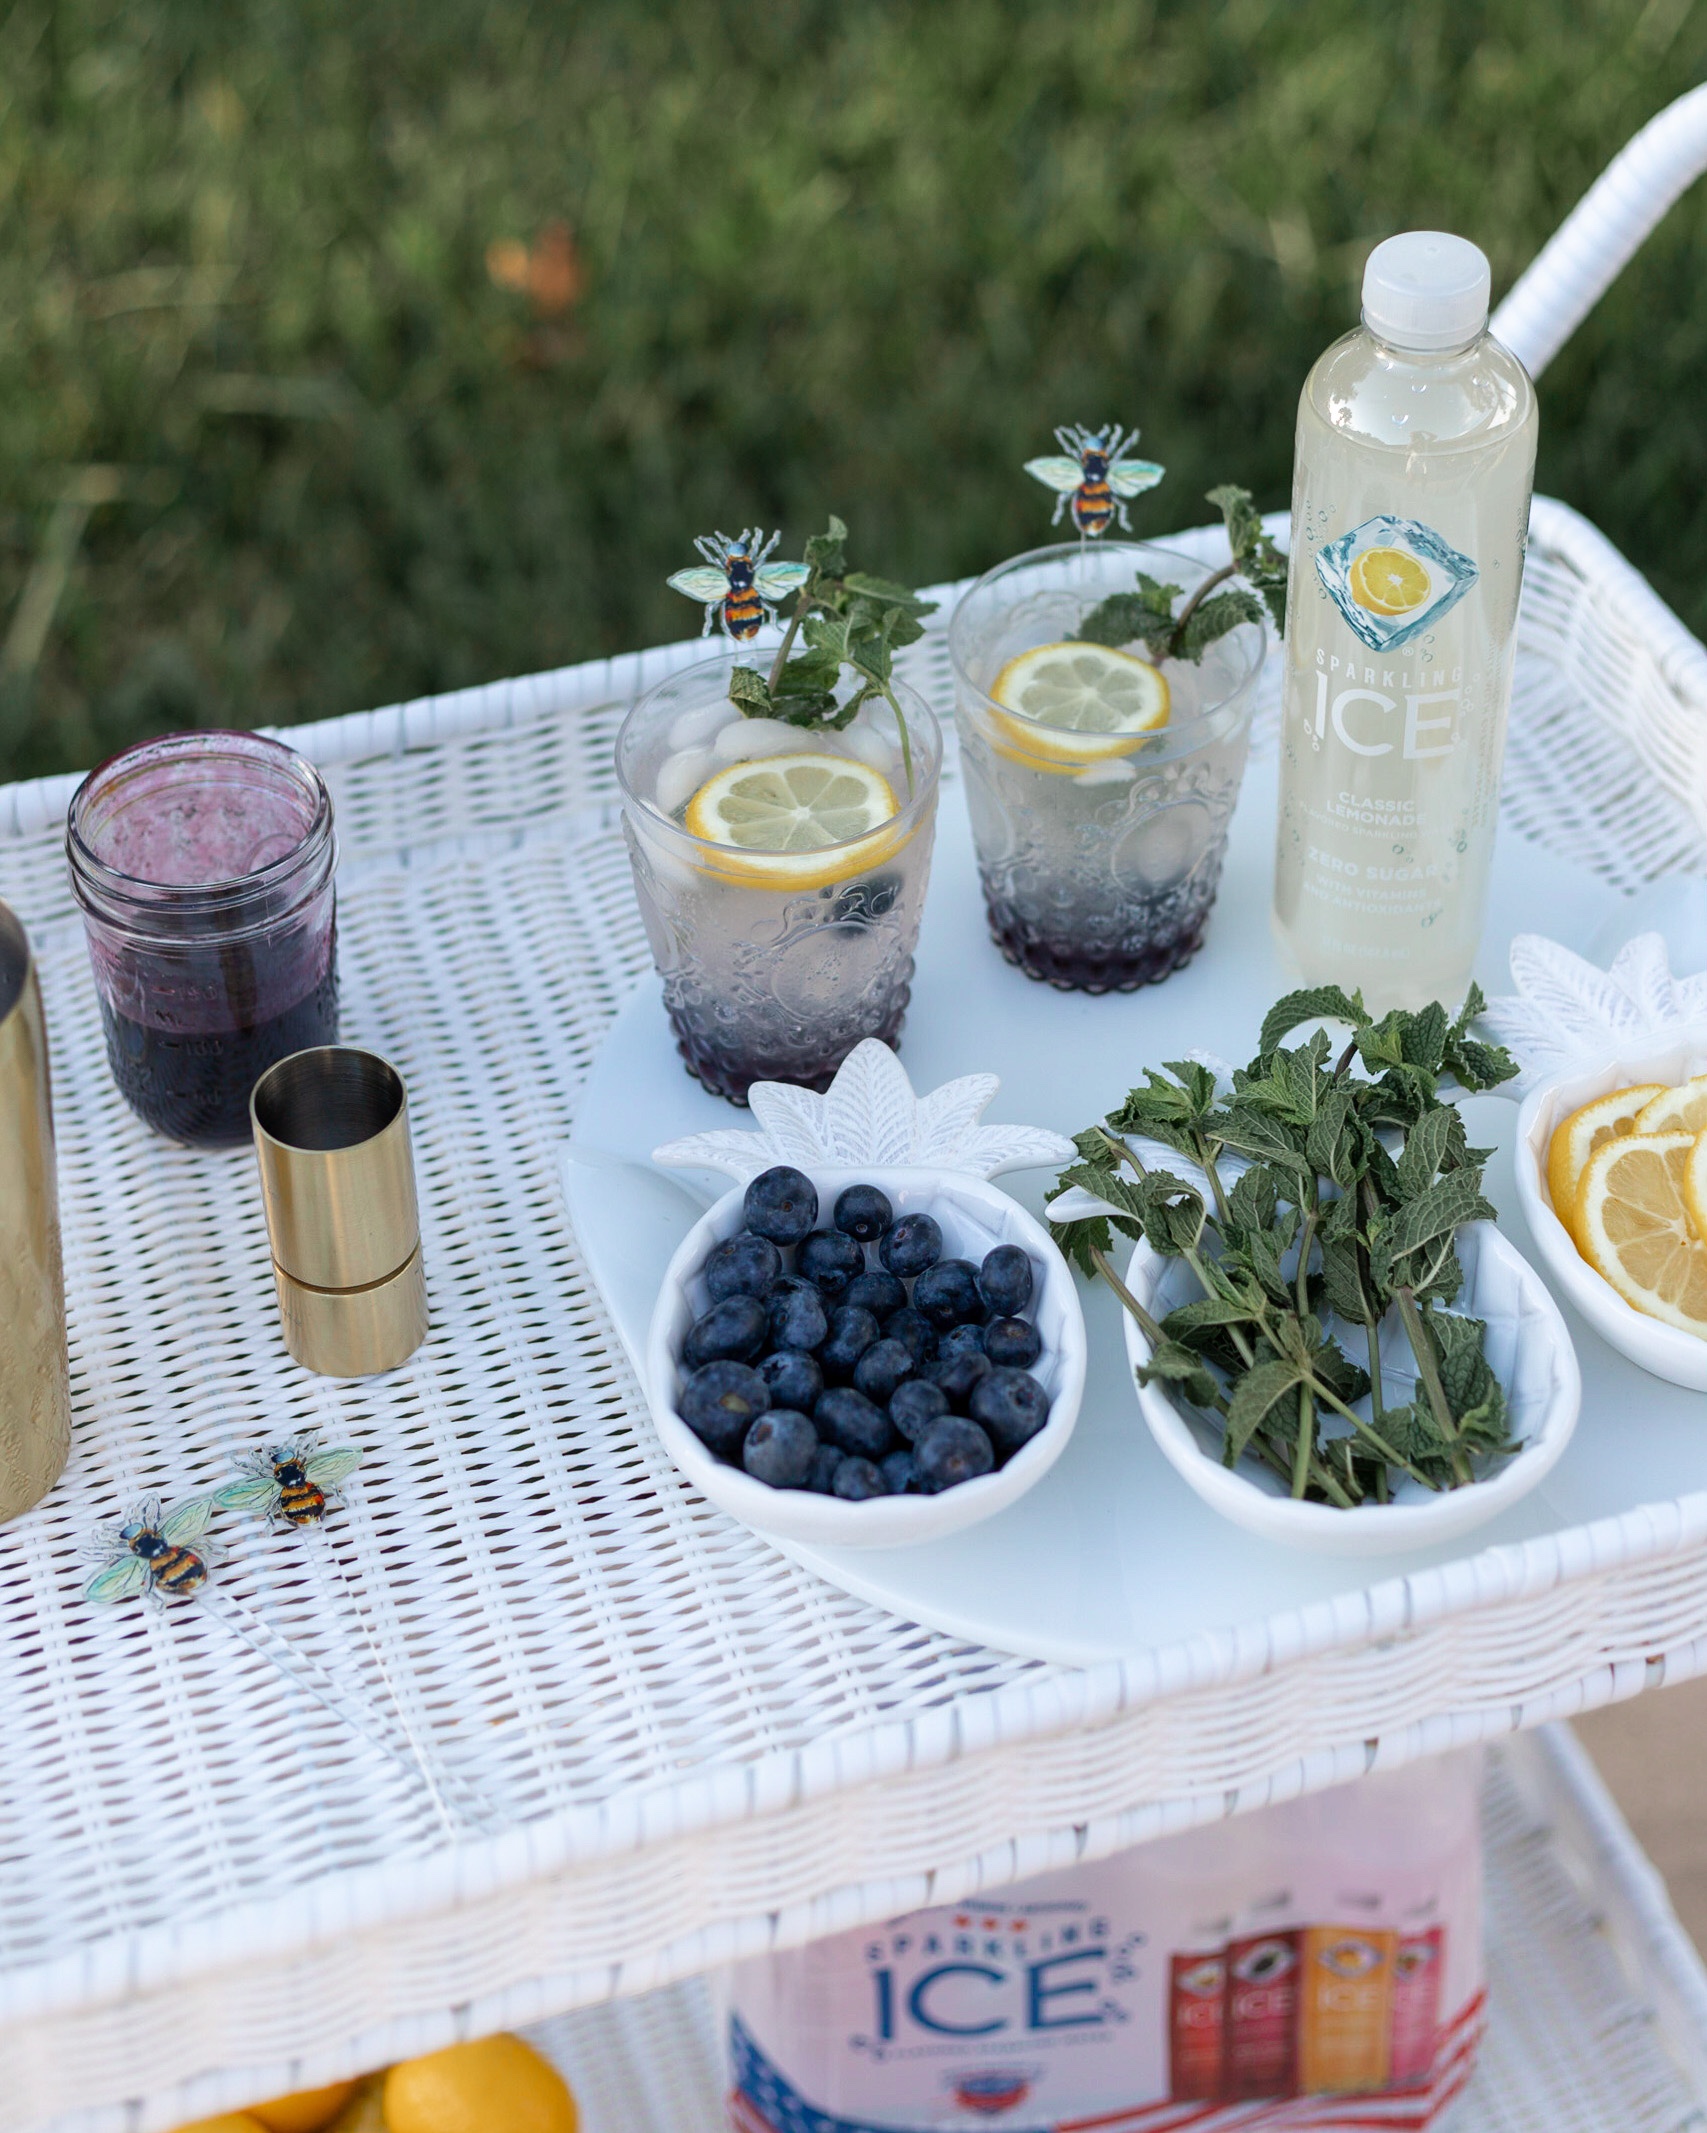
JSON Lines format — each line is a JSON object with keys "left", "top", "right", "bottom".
{"left": 1226, "top": 1357, "right": 1305, "bottom": 1459}
{"left": 1075, "top": 579, "right": 1179, "bottom": 660}
{"left": 1176, "top": 585, "right": 1264, "bottom": 660}
{"left": 727, "top": 664, "right": 773, "bottom": 715}
{"left": 1260, "top": 985, "right": 1366, "bottom": 1052}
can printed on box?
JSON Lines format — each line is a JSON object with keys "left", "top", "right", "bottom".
{"left": 1222, "top": 1931, "right": 1300, "bottom": 2099}
{"left": 1297, "top": 1926, "right": 1397, "bottom": 2095}
{"left": 1390, "top": 1926, "right": 1446, "bottom": 2087}
{"left": 1167, "top": 1950, "right": 1226, "bottom": 2099}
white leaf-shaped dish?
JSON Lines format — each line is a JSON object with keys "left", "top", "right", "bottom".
{"left": 1513, "top": 1024, "right": 1707, "bottom": 1390}
{"left": 646, "top": 1167, "right": 1087, "bottom": 1548}
{"left": 1482, "top": 931, "right": 1707, "bottom": 1094}
{"left": 652, "top": 1039, "right": 1075, "bottom": 1182}
{"left": 1121, "top": 1222, "right": 1580, "bottom": 1555}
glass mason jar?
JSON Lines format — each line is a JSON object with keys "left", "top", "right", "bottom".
{"left": 948, "top": 542, "right": 1266, "bottom": 992}
{"left": 66, "top": 730, "right": 339, "bottom": 1147}
{"left": 617, "top": 655, "right": 942, "bottom": 1103}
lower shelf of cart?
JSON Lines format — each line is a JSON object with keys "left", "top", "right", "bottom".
{"left": 526, "top": 1728, "right": 1707, "bottom": 2133}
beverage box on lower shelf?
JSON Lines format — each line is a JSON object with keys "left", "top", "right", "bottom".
{"left": 712, "top": 1755, "right": 1482, "bottom": 2132}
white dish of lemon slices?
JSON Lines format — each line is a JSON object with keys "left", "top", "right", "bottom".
{"left": 1515, "top": 1027, "right": 1707, "bottom": 1390}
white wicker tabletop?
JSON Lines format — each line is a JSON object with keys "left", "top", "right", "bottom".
{"left": 0, "top": 496, "right": 1705, "bottom": 2133}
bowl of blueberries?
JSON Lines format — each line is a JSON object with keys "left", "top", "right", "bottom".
{"left": 646, "top": 1163, "right": 1087, "bottom": 1547}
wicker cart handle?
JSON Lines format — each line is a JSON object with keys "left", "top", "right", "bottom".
{"left": 1492, "top": 82, "right": 1707, "bottom": 377}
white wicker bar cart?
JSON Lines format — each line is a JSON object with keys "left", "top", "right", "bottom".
{"left": 1, "top": 89, "right": 1707, "bottom": 2133}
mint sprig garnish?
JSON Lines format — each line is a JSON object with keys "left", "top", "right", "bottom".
{"left": 1075, "top": 483, "right": 1289, "bottom": 665}
{"left": 1053, "top": 986, "right": 1520, "bottom": 1507}
{"left": 729, "top": 516, "right": 935, "bottom": 792}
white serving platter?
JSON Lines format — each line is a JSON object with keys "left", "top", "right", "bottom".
{"left": 567, "top": 746, "right": 1707, "bottom": 1667}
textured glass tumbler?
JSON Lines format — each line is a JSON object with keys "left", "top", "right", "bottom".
{"left": 948, "top": 543, "right": 1265, "bottom": 993}
{"left": 67, "top": 730, "right": 339, "bottom": 1146}
{"left": 617, "top": 656, "right": 941, "bottom": 1104}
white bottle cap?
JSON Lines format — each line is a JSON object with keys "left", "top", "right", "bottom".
{"left": 1361, "top": 231, "right": 1490, "bottom": 352}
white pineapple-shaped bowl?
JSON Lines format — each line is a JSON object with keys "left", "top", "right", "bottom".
{"left": 646, "top": 1041, "right": 1088, "bottom": 1549}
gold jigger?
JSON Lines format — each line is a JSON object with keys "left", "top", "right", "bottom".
{"left": 251, "top": 1047, "right": 428, "bottom": 1376}
{"left": 0, "top": 901, "right": 72, "bottom": 1519}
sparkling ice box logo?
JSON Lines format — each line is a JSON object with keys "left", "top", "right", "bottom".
{"left": 1315, "top": 515, "right": 1477, "bottom": 653}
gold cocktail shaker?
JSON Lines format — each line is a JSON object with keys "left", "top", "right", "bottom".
{"left": 0, "top": 900, "right": 72, "bottom": 1519}
{"left": 251, "top": 1046, "right": 429, "bottom": 1376}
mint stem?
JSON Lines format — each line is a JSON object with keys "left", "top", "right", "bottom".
{"left": 1167, "top": 558, "right": 1237, "bottom": 658}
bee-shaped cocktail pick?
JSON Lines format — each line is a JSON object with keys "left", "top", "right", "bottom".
{"left": 1025, "top": 423, "right": 1164, "bottom": 537}
{"left": 212, "top": 1430, "right": 492, "bottom": 1833}
{"left": 215, "top": 1432, "right": 362, "bottom": 1531}
{"left": 667, "top": 528, "right": 810, "bottom": 640}
{"left": 85, "top": 1495, "right": 221, "bottom": 1607}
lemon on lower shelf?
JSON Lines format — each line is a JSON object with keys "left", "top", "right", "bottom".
{"left": 1548, "top": 1071, "right": 1707, "bottom": 1338}
{"left": 173, "top": 2037, "right": 575, "bottom": 2133}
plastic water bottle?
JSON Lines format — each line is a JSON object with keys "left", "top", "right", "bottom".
{"left": 1273, "top": 232, "right": 1538, "bottom": 1011}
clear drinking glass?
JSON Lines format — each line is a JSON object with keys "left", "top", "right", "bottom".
{"left": 67, "top": 730, "right": 339, "bottom": 1146}
{"left": 948, "top": 542, "right": 1265, "bottom": 992}
{"left": 617, "top": 655, "right": 941, "bottom": 1104}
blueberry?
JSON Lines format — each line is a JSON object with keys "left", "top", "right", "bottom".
{"left": 814, "top": 1385, "right": 892, "bottom": 1461}
{"left": 759, "top": 1348, "right": 823, "bottom": 1412}
{"left": 768, "top": 1282, "right": 829, "bottom": 1353}
{"left": 879, "top": 1211, "right": 942, "bottom": 1279}
{"left": 679, "top": 1361, "right": 769, "bottom": 1457}
{"left": 936, "top": 1323, "right": 987, "bottom": 1363}
{"left": 819, "top": 1304, "right": 881, "bottom": 1383}
{"left": 682, "top": 1294, "right": 769, "bottom": 1367}
{"left": 884, "top": 1306, "right": 938, "bottom": 1365}
{"left": 978, "top": 1244, "right": 1034, "bottom": 1318}
{"left": 808, "top": 1443, "right": 847, "bottom": 1493}
{"left": 845, "top": 1269, "right": 906, "bottom": 1319}
{"left": 926, "top": 1347, "right": 992, "bottom": 1410}
{"left": 981, "top": 1245, "right": 1032, "bottom": 1322}
{"left": 982, "top": 1316, "right": 1043, "bottom": 1369}
{"left": 970, "top": 1367, "right": 1051, "bottom": 1456}
{"left": 703, "top": 1231, "right": 782, "bottom": 1303}
{"left": 854, "top": 1337, "right": 915, "bottom": 1404}
{"left": 913, "top": 1416, "right": 995, "bottom": 1493}
{"left": 881, "top": 1448, "right": 919, "bottom": 1495}
{"left": 742, "top": 1409, "right": 818, "bottom": 1488}
{"left": 744, "top": 1165, "right": 819, "bottom": 1246}
{"left": 833, "top": 1456, "right": 889, "bottom": 1501}
{"left": 888, "top": 1376, "right": 949, "bottom": 1444}
{"left": 913, "top": 1258, "right": 983, "bottom": 1329}
{"left": 797, "top": 1228, "right": 865, "bottom": 1299}
{"left": 834, "top": 1183, "right": 893, "bottom": 1243}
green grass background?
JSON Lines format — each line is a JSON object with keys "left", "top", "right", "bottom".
{"left": 2, "top": 0, "right": 1705, "bottom": 782}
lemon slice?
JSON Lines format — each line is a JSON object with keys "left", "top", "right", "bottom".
{"left": 1685, "top": 1131, "right": 1707, "bottom": 1246}
{"left": 682, "top": 753, "right": 900, "bottom": 888}
{"left": 989, "top": 641, "right": 1169, "bottom": 770}
{"left": 1578, "top": 1131, "right": 1707, "bottom": 1337}
{"left": 1545, "top": 1082, "right": 1666, "bottom": 1245}
{"left": 1634, "top": 1072, "right": 1707, "bottom": 1138}
{"left": 1350, "top": 546, "right": 1431, "bottom": 616}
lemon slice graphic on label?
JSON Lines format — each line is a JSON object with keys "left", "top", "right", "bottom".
{"left": 682, "top": 753, "right": 901, "bottom": 888}
{"left": 989, "top": 640, "right": 1169, "bottom": 770}
{"left": 1350, "top": 546, "right": 1432, "bottom": 616}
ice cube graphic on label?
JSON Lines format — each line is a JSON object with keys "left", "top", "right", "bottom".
{"left": 1315, "top": 514, "right": 1478, "bottom": 652}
